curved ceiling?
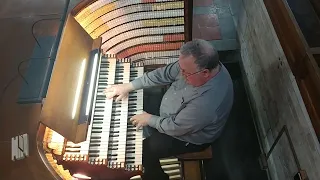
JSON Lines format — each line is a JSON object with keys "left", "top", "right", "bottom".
{"left": 72, "top": 0, "right": 185, "bottom": 62}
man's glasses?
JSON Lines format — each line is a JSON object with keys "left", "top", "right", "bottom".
{"left": 178, "top": 63, "right": 206, "bottom": 78}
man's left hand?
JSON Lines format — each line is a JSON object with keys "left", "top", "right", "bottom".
{"left": 130, "top": 111, "right": 152, "bottom": 130}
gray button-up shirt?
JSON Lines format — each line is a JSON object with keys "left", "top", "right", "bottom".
{"left": 131, "top": 61, "right": 234, "bottom": 145}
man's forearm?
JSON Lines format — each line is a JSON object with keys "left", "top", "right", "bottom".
{"left": 147, "top": 115, "right": 189, "bottom": 137}
{"left": 146, "top": 99, "right": 215, "bottom": 137}
{"left": 130, "top": 61, "right": 179, "bottom": 90}
{"left": 130, "top": 78, "right": 144, "bottom": 90}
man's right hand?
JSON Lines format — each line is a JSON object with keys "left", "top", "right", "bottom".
{"left": 103, "top": 83, "right": 134, "bottom": 102}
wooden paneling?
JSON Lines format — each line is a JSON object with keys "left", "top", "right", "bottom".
{"left": 314, "top": 54, "right": 320, "bottom": 66}
{"left": 285, "top": 0, "right": 320, "bottom": 47}
{"left": 232, "top": 0, "right": 320, "bottom": 179}
{"left": 309, "top": 0, "right": 320, "bottom": 19}
{"left": 263, "top": 0, "right": 320, "bottom": 138}
{"left": 184, "top": 0, "right": 193, "bottom": 42}
{"left": 263, "top": 0, "right": 307, "bottom": 78}
{"left": 182, "top": 161, "right": 202, "bottom": 180}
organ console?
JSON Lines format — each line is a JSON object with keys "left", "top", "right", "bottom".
{"left": 4, "top": 0, "right": 192, "bottom": 179}
{"left": 41, "top": 54, "right": 146, "bottom": 179}
{"left": 36, "top": 18, "right": 181, "bottom": 178}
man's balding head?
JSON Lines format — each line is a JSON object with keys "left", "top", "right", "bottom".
{"left": 179, "top": 39, "right": 219, "bottom": 71}
{"left": 178, "top": 39, "right": 221, "bottom": 87}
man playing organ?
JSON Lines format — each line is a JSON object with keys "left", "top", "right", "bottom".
{"left": 104, "top": 39, "right": 234, "bottom": 180}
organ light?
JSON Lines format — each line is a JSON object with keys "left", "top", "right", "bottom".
{"left": 72, "top": 59, "right": 86, "bottom": 119}
{"left": 72, "top": 173, "right": 91, "bottom": 179}
{"left": 86, "top": 53, "right": 98, "bottom": 115}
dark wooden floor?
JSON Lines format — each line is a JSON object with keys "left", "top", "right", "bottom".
{"left": 204, "top": 62, "right": 268, "bottom": 180}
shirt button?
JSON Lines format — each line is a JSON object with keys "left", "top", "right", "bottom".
{"left": 165, "top": 98, "right": 167, "bottom": 100}
{"left": 174, "top": 93, "right": 176, "bottom": 95}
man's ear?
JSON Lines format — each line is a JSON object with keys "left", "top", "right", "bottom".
{"left": 203, "top": 69, "right": 211, "bottom": 77}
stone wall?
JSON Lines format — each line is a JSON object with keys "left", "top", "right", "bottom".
{"left": 229, "top": 0, "right": 320, "bottom": 179}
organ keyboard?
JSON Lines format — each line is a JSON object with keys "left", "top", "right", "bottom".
{"left": 59, "top": 56, "right": 145, "bottom": 171}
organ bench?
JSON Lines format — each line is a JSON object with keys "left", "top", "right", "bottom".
{"left": 176, "top": 146, "right": 212, "bottom": 180}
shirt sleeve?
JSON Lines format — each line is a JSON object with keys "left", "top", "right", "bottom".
{"left": 147, "top": 98, "right": 217, "bottom": 137}
{"left": 130, "top": 61, "right": 180, "bottom": 90}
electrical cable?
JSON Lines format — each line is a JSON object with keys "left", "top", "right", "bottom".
{"left": 0, "top": 73, "right": 20, "bottom": 104}
{"left": 1, "top": 15, "right": 60, "bottom": 103}
{"left": 18, "top": 59, "right": 30, "bottom": 85}
{"left": 0, "top": 57, "right": 51, "bottom": 104}
{"left": 31, "top": 17, "right": 61, "bottom": 48}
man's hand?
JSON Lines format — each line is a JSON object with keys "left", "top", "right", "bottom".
{"left": 130, "top": 112, "right": 152, "bottom": 130}
{"left": 103, "top": 83, "right": 134, "bottom": 102}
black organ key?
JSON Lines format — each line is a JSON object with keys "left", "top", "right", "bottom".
{"left": 91, "top": 130, "right": 103, "bottom": 133}
{"left": 115, "top": 70, "right": 124, "bottom": 73}
{"left": 128, "top": 109, "right": 137, "bottom": 113}
{"left": 110, "top": 130, "right": 120, "bottom": 134}
{"left": 90, "top": 136, "right": 101, "bottom": 139}
{"left": 109, "top": 134, "right": 119, "bottom": 137}
{"left": 89, "top": 144, "right": 100, "bottom": 147}
{"left": 112, "top": 113, "right": 121, "bottom": 116}
{"left": 126, "top": 133, "right": 135, "bottom": 137}
{"left": 65, "top": 150, "right": 80, "bottom": 153}
{"left": 127, "top": 129, "right": 135, "bottom": 132}
{"left": 107, "top": 154, "right": 117, "bottom": 157}
{"left": 94, "top": 108, "right": 105, "bottom": 112}
{"left": 99, "top": 72, "right": 109, "bottom": 75}
{"left": 126, "top": 143, "right": 135, "bottom": 147}
{"left": 126, "top": 147, "right": 135, "bottom": 150}
{"left": 92, "top": 121, "right": 103, "bottom": 124}
{"left": 111, "top": 125, "right": 120, "bottom": 128}
{"left": 89, "top": 150, "right": 100, "bottom": 153}
{"left": 90, "top": 154, "right": 100, "bottom": 158}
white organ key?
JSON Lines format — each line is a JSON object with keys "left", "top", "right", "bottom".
{"left": 160, "top": 158, "right": 179, "bottom": 165}
{"left": 116, "top": 62, "right": 130, "bottom": 164}
{"left": 64, "top": 141, "right": 87, "bottom": 156}
{"left": 134, "top": 129, "right": 143, "bottom": 166}
{"left": 134, "top": 66, "right": 144, "bottom": 166}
